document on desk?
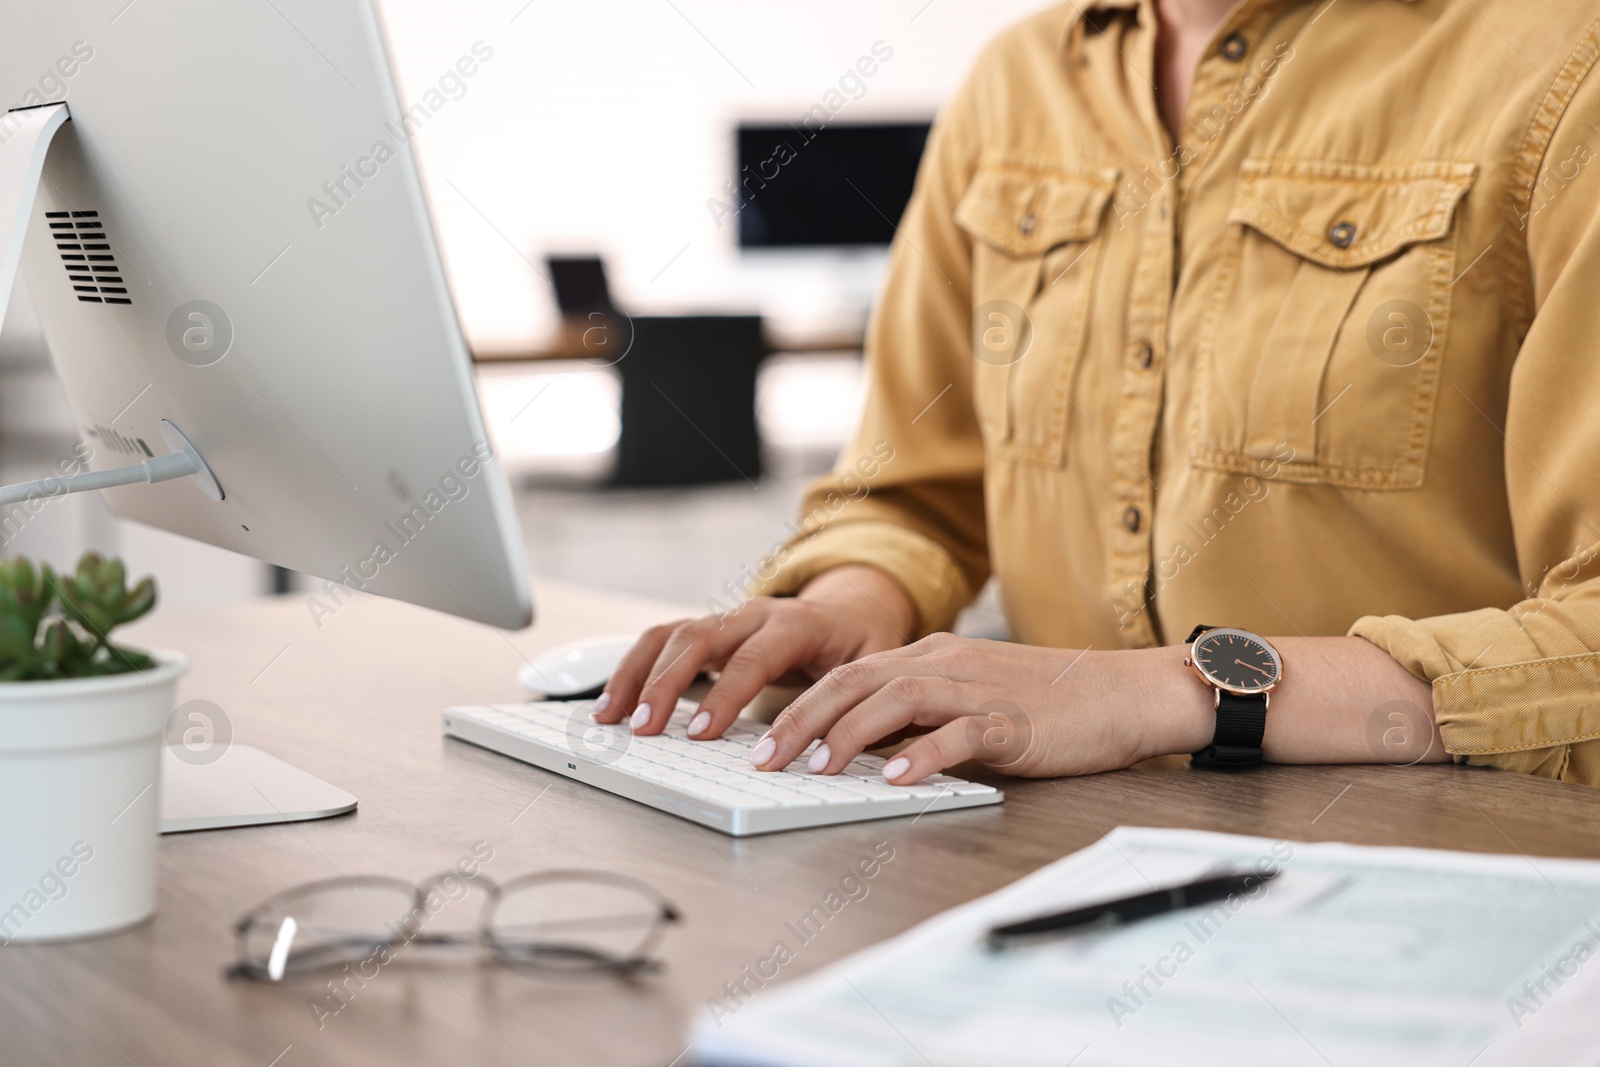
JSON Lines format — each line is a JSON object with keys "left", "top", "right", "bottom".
{"left": 692, "top": 827, "right": 1600, "bottom": 1067}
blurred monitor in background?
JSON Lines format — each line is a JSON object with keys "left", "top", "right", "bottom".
{"left": 735, "top": 122, "right": 931, "bottom": 249}
{"left": 546, "top": 255, "right": 615, "bottom": 316}
{"left": 545, "top": 255, "right": 627, "bottom": 360}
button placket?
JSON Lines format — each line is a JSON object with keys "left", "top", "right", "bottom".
{"left": 1175, "top": 13, "right": 1275, "bottom": 176}
{"left": 1103, "top": 180, "right": 1170, "bottom": 646}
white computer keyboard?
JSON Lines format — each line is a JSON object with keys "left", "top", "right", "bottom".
{"left": 442, "top": 699, "right": 1002, "bottom": 836}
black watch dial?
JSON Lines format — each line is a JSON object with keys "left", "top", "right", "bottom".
{"left": 1192, "top": 629, "right": 1281, "bottom": 694}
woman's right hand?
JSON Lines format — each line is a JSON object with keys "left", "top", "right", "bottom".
{"left": 591, "top": 564, "right": 915, "bottom": 741}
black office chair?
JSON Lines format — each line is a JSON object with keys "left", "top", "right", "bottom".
{"left": 611, "top": 315, "right": 767, "bottom": 487}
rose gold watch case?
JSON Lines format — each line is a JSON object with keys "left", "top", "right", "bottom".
{"left": 1182, "top": 626, "right": 1284, "bottom": 705}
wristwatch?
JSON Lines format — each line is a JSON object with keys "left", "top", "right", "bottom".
{"left": 1182, "top": 624, "right": 1282, "bottom": 768}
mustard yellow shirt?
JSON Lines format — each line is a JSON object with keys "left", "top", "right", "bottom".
{"left": 754, "top": 0, "right": 1600, "bottom": 785}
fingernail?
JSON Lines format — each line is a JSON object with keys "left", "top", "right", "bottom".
{"left": 630, "top": 704, "right": 652, "bottom": 731}
{"left": 688, "top": 710, "right": 711, "bottom": 737}
{"left": 808, "top": 743, "right": 832, "bottom": 774}
{"left": 593, "top": 692, "right": 611, "bottom": 715}
{"left": 883, "top": 756, "right": 911, "bottom": 782}
{"left": 749, "top": 738, "right": 776, "bottom": 767}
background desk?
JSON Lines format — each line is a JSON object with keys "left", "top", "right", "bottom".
{"left": 3, "top": 581, "right": 1598, "bottom": 1067}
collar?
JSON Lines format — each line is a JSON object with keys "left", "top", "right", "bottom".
{"left": 1058, "top": 0, "right": 1142, "bottom": 51}
{"left": 1058, "top": 0, "right": 1421, "bottom": 50}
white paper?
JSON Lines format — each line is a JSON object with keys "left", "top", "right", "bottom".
{"left": 692, "top": 827, "right": 1600, "bottom": 1066}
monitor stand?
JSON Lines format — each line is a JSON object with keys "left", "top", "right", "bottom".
{"left": 160, "top": 745, "right": 357, "bottom": 833}
{"left": 3, "top": 103, "right": 358, "bottom": 834}
{"left": 0, "top": 103, "right": 71, "bottom": 330}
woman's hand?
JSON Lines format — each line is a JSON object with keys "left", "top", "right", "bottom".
{"left": 592, "top": 565, "right": 915, "bottom": 739}
{"left": 750, "top": 635, "right": 1209, "bottom": 783}
{"left": 746, "top": 631, "right": 1445, "bottom": 783}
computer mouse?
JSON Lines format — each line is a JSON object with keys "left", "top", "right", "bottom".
{"left": 517, "top": 634, "right": 640, "bottom": 699}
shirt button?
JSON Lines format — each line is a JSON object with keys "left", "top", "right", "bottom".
{"left": 1018, "top": 212, "right": 1038, "bottom": 235}
{"left": 1328, "top": 221, "right": 1357, "bottom": 248}
{"left": 1122, "top": 505, "right": 1142, "bottom": 533}
{"left": 1219, "top": 33, "right": 1248, "bottom": 61}
{"left": 1137, "top": 343, "right": 1155, "bottom": 369}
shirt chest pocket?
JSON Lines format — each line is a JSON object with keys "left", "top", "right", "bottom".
{"left": 954, "top": 164, "right": 1117, "bottom": 468}
{"left": 1189, "top": 159, "right": 1477, "bottom": 488}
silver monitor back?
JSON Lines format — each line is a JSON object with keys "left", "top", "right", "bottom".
{"left": 0, "top": 0, "right": 531, "bottom": 629}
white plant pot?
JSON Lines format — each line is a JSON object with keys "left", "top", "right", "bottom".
{"left": 0, "top": 651, "right": 185, "bottom": 944}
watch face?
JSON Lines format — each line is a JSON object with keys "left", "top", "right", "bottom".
{"left": 1192, "top": 629, "right": 1281, "bottom": 694}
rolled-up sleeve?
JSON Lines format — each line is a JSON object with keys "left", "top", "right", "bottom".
{"left": 1351, "top": 77, "right": 1600, "bottom": 785}
{"left": 751, "top": 88, "right": 989, "bottom": 636}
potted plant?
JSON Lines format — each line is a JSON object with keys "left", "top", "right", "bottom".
{"left": 0, "top": 553, "right": 184, "bottom": 944}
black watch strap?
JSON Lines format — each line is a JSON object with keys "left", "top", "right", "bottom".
{"left": 1186, "top": 624, "right": 1267, "bottom": 768}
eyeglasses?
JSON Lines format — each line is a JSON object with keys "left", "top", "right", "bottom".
{"left": 227, "top": 869, "right": 680, "bottom": 981}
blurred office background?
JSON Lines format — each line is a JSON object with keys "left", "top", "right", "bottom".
{"left": 0, "top": 0, "right": 1035, "bottom": 633}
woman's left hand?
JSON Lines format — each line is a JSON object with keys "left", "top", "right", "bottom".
{"left": 749, "top": 634, "right": 1208, "bottom": 783}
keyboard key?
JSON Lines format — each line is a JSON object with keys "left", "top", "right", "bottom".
{"left": 692, "top": 785, "right": 778, "bottom": 809}
{"left": 894, "top": 783, "right": 958, "bottom": 799}
{"left": 828, "top": 779, "right": 913, "bottom": 801}
{"left": 767, "top": 792, "right": 824, "bottom": 808}
{"left": 783, "top": 781, "right": 867, "bottom": 804}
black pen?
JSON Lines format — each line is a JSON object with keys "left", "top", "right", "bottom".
{"left": 985, "top": 869, "right": 1278, "bottom": 950}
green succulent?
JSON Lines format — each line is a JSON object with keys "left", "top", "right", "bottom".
{"left": 0, "top": 552, "right": 156, "bottom": 681}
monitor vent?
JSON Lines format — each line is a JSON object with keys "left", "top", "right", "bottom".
{"left": 47, "top": 210, "right": 132, "bottom": 305}
{"left": 85, "top": 424, "right": 148, "bottom": 457}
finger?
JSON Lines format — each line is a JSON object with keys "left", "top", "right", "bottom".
{"left": 806, "top": 675, "right": 973, "bottom": 773}
{"left": 881, "top": 701, "right": 1039, "bottom": 782}
{"left": 879, "top": 717, "right": 995, "bottom": 785}
{"left": 594, "top": 622, "right": 680, "bottom": 723}
{"left": 689, "top": 613, "right": 823, "bottom": 740}
{"left": 753, "top": 654, "right": 941, "bottom": 770}
{"left": 632, "top": 605, "right": 769, "bottom": 735}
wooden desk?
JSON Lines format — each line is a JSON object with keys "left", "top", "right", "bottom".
{"left": 4, "top": 581, "right": 1599, "bottom": 1066}
{"left": 470, "top": 320, "right": 865, "bottom": 363}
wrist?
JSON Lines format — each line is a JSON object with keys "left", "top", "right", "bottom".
{"left": 797, "top": 564, "right": 916, "bottom": 649}
{"left": 1132, "top": 643, "right": 1216, "bottom": 761}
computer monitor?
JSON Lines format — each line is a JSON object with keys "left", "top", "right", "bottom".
{"left": 735, "top": 121, "right": 931, "bottom": 249}
{"left": 0, "top": 0, "right": 531, "bottom": 629}
{"left": 546, "top": 255, "right": 615, "bottom": 316}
